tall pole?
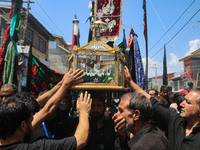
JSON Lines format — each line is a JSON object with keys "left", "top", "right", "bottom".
{"left": 22, "top": 0, "right": 30, "bottom": 45}
{"left": 143, "top": 0, "right": 148, "bottom": 90}
{"left": 155, "top": 64, "right": 157, "bottom": 88}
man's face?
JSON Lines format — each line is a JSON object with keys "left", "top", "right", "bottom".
{"left": 0, "top": 87, "right": 14, "bottom": 101}
{"left": 115, "top": 98, "right": 134, "bottom": 132}
{"left": 161, "top": 89, "right": 168, "bottom": 98}
{"left": 149, "top": 90, "right": 156, "bottom": 97}
{"left": 91, "top": 99, "right": 105, "bottom": 121}
{"left": 180, "top": 91, "right": 200, "bottom": 120}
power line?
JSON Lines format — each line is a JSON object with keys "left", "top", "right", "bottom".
{"left": 34, "top": 0, "right": 70, "bottom": 42}
{"left": 150, "top": 8, "right": 200, "bottom": 59}
{"left": 31, "top": 8, "right": 57, "bottom": 35}
{"left": 148, "top": 0, "right": 196, "bottom": 53}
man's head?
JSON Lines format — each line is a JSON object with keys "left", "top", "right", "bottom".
{"left": 160, "top": 85, "right": 169, "bottom": 99}
{"left": 90, "top": 91, "right": 106, "bottom": 121}
{"left": 116, "top": 92, "right": 152, "bottom": 132}
{"left": 0, "top": 84, "right": 18, "bottom": 101}
{"left": 15, "top": 92, "right": 40, "bottom": 115}
{"left": 148, "top": 89, "right": 158, "bottom": 97}
{"left": 188, "top": 82, "right": 194, "bottom": 88}
{"left": 180, "top": 90, "right": 200, "bottom": 121}
{"left": 0, "top": 96, "right": 33, "bottom": 142}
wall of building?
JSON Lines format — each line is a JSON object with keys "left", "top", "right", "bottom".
{"left": 192, "top": 57, "right": 200, "bottom": 84}
{"left": 148, "top": 78, "right": 174, "bottom": 91}
{"left": 18, "top": 26, "right": 49, "bottom": 61}
{"left": 183, "top": 58, "right": 193, "bottom": 80}
{"left": 48, "top": 38, "right": 69, "bottom": 74}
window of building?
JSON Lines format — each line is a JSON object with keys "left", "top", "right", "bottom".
{"left": 26, "top": 28, "right": 33, "bottom": 43}
{"left": 39, "top": 37, "right": 46, "bottom": 54}
{"left": 49, "top": 41, "right": 56, "bottom": 49}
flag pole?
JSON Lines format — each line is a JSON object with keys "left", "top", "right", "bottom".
{"left": 143, "top": 0, "right": 148, "bottom": 90}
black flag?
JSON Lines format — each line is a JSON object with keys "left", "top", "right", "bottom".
{"left": 143, "top": 0, "right": 148, "bottom": 89}
{"left": 88, "top": 0, "right": 94, "bottom": 42}
{"left": 118, "top": 29, "right": 128, "bottom": 65}
{"left": 127, "top": 28, "right": 136, "bottom": 83}
{"left": 163, "top": 44, "right": 168, "bottom": 85}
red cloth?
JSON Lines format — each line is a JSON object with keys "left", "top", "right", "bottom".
{"left": 179, "top": 90, "right": 188, "bottom": 95}
{"left": 0, "top": 26, "right": 11, "bottom": 86}
{"left": 94, "top": 0, "right": 122, "bottom": 41}
{"left": 126, "top": 33, "right": 133, "bottom": 50}
{"left": 71, "top": 25, "right": 75, "bottom": 52}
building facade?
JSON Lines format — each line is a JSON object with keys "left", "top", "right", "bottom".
{"left": 148, "top": 73, "right": 175, "bottom": 91}
{"left": 48, "top": 34, "right": 71, "bottom": 74}
{"left": 179, "top": 48, "right": 200, "bottom": 87}
{"left": 0, "top": 5, "right": 54, "bottom": 91}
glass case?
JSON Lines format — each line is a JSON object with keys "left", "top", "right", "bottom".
{"left": 68, "top": 39, "right": 127, "bottom": 91}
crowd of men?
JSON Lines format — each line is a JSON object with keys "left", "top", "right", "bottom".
{"left": 0, "top": 67, "right": 199, "bottom": 150}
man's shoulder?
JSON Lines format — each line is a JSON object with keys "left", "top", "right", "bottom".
{"left": 0, "top": 137, "right": 77, "bottom": 150}
{"left": 0, "top": 142, "right": 29, "bottom": 150}
{"left": 128, "top": 124, "right": 168, "bottom": 150}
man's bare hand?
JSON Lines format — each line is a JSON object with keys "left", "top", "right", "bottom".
{"left": 76, "top": 91, "right": 92, "bottom": 115}
{"left": 112, "top": 113, "right": 126, "bottom": 136}
{"left": 62, "top": 69, "right": 84, "bottom": 87}
{"left": 124, "top": 66, "right": 132, "bottom": 84}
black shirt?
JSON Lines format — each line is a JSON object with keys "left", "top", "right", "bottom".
{"left": 127, "top": 123, "right": 168, "bottom": 150}
{"left": 0, "top": 136, "right": 76, "bottom": 150}
{"left": 82, "top": 118, "right": 117, "bottom": 150}
{"left": 31, "top": 117, "right": 79, "bottom": 142}
{"left": 151, "top": 97, "right": 200, "bottom": 150}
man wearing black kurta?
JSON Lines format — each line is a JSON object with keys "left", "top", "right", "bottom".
{"left": 124, "top": 66, "right": 200, "bottom": 150}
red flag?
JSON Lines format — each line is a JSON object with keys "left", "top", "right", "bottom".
{"left": 71, "top": 18, "right": 80, "bottom": 52}
{"left": 143, "top": 0, "right": 148, "bottom": 45}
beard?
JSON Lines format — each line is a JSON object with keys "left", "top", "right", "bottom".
{"left": 50, "top": 109, "right": 68, "bottom": 123}
{"left": 91, "top": 112, "right": 104, "bottom": 121}
{"left": 24, "top": 124, "right": 32, "bottom": 143}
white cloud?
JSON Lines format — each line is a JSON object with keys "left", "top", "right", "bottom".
{"left": 142, "top": 57, "right": 162, "bottom": 78}
{"left": 185, "top": 39, "right": 200, "bottom": 56}
{"left": 142, "top": 54, "right": 183, "bottom": 78}
{"left": 168, "top": 53, "right": 180, "bottom": 66}
{"left": 168, "top": 53, "right": 183, "bottom": 75}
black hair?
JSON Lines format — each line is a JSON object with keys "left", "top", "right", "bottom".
{"left": 160, "top": 85, "right": 168, "bottom": 92}
{"left": 188, "top": 82, "right": 193, "bottom": 87}
{"left": 168, "top": 86, "right": 172, "bottom": 92}
{"left": 88, "top": 90, "right": 106, "bottom": 103}
{"left": 0, "top": 96, "right": 31, "bottom": 139}
{"left": 122, "top": 92, "right": 152, "bottom": 122}
{"left": 14, "top": 92, "right": 40, "bottom": 114}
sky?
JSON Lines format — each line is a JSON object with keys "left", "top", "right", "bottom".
{"left": 1, "top": 0, "right": 200, "bottom": 78}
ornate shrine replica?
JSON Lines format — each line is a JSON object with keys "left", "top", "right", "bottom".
{"left": 68, "top": 39, "right": 127, "bottom": 91}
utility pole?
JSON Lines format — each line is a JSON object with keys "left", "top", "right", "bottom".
{"left": 150, "top": 64, "right": 158, "bottom": 88}
{"left": 22, "top": 0, "right": 31, "bottom": 45}
{"left": 154, "top": 64, "right": 158, "bottom": 88}
{"left": 19, "top": 0, "right": 33, "bottom": 92}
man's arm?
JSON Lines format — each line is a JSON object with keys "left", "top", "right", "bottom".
{"left": 124, "top": 66, "right": 150, "bottom": 99}
{"left": 32, "top": 69, "right": 84, "bottom": 130}
{"left": 74, "top": 91, "right": 92, "bottom": 150}
{"left": 36, "top": 70, "right": 77, "bottom": 108}
{"left": 124, "top": 66, "right": 174, "bottom": 128}
{"left": 36, "top": 80, "right": 63, "bottom": 108}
